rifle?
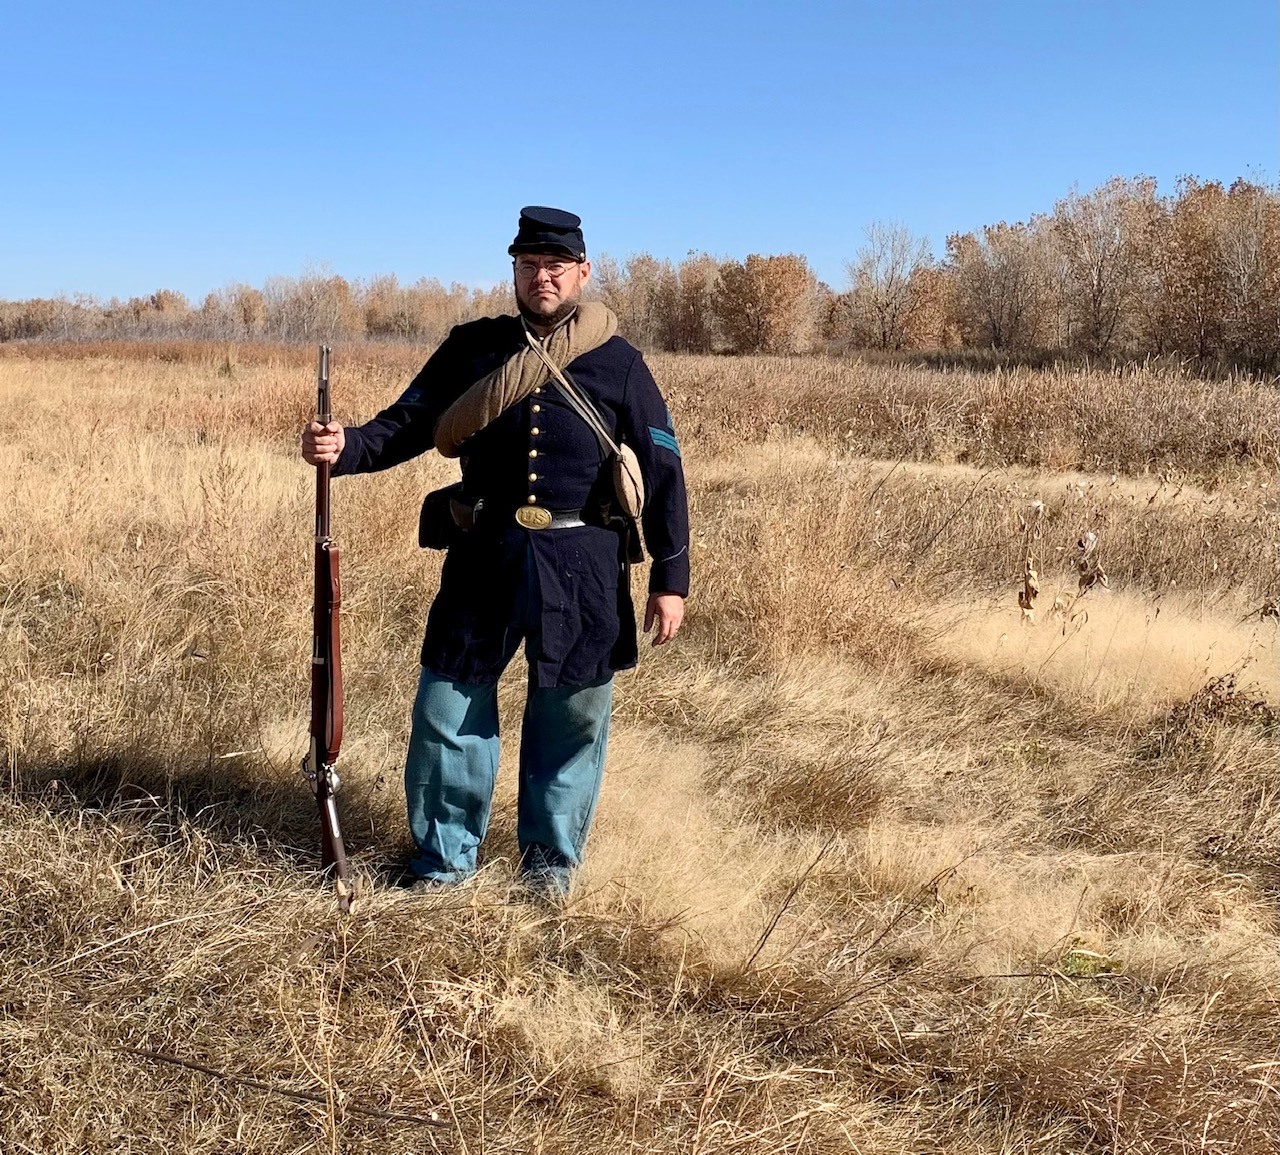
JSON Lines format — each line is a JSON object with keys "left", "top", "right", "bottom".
{"left": 302, "top": 344, "right": 353, "bottom": 912}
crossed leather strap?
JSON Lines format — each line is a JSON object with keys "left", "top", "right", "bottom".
{"left": 432, "top": 303, "right": 643, "bottom": 518}
{"left": 433, "top": 303, "right": 616, "bottom": 458}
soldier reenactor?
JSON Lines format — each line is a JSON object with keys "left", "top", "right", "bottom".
{"left": 301, "top": 207, "right": 689, "bottom": 898}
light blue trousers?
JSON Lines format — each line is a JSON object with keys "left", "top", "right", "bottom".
{"left": 404, "top": 669, "right": 613, "bottom": 891}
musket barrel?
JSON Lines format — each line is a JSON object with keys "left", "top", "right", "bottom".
{"left": 306, "top": 343, "right": 350, "bottom": 912}
{"left": 317, "top": 344, "right": 332, "bottom": 422}
{"left": 315, "top": 344, "right": 332, "bottom": 539}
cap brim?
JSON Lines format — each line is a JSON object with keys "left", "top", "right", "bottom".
{"left": 508, "top": 242, "right": 584, "bottom": 259}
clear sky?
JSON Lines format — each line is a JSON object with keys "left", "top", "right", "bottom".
{"left": 2, "top": 1, "right": 1274, "bottom": 301}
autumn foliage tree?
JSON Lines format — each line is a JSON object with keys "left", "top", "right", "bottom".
{"left": 0, "top": 298, "right": 58, "bottom": 340}
{"left": 712, "top": 253, "right": 818, "bottom": 353}
{"left": 201, "top": 284, "right": 266, "bottom": 336}
{"left": 1142, "top": 178, "right": 1279, "bottom": 365}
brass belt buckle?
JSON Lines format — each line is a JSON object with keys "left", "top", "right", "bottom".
{"left": 515, "top": 505, "right": 553, "bottom": 530}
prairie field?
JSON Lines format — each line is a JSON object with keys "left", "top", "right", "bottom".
{"left": 0, "top": 342, "right": 1276, "bottom": 1154}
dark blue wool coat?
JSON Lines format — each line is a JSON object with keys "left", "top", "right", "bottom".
{"left": 333, "top": 316, "right": 690, "bottom": 688}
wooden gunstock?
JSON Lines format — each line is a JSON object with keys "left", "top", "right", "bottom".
{"left": 310, "top": 540, "right": 344, "bottom": 765}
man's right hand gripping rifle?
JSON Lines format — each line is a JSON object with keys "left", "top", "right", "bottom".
{"left": 302, "top": 420, "right": 346, "bottom": 466}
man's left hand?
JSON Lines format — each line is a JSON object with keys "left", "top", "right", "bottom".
{"left": 644, "top": 593, "right": 685, "bottom": 647}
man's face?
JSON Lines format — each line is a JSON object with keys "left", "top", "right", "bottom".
{"left": 513, "top": 254, "right": 591, "bottom": 327}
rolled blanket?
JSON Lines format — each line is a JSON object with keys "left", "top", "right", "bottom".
{"left": 433, "top": 302, "right": 618, "bottom": 458}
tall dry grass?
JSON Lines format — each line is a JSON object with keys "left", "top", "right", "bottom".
{"left": 1, "top": 344, "right": 1276, "bottom": 1153}
{"left": 657, "top": 353, "right": 1278, "bottom": 481}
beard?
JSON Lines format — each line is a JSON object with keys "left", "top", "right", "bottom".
{"left": 516, "top": 284, "right": 581, "bottom": 330}
{"left": 518, "top": 298, "right": 578, "bottom": 329}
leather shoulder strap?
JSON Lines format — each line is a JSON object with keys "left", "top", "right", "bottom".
{"left": 523, "top": 326, "right": 621, "bottom": 459}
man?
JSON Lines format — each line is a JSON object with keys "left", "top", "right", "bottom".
{"left": 301, "top": 207, "right": 689, "bottom": 898}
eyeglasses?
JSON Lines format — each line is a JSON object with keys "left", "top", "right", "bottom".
{"left": 514, "top": 259, "right": 579, "bottom": 279}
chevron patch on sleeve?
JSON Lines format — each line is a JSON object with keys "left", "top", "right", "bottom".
{"left": 648, "top": 425, "right": 681, "bottom": 457}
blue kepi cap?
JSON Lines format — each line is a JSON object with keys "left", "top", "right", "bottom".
{"left": 508, "top": 206, "right": 586, "bottom": 260}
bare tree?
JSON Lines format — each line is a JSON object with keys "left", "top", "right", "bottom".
{"left": 262, "top": 268, "right": 362, "bottom": 341}
{"left": 660, "top": 253, "right": 720, "bottom": 353}
{"left": 591, "top": 253, "right": 672, "bottom": 349}
{"left": 845, "top": 221, "right": 932, "bottom": 349}
{"left": 1219, "top": 179, "right": 1280, "bottom": 365}
{"left": 1051, "top": 177, "right": 1158, "bottom": 355}
{"left": 946, "top": 219, "right": 1050, "bottom": 350}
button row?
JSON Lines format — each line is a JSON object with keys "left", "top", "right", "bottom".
{"left": 529, "top": 395, "right": 543, "bottom": 503}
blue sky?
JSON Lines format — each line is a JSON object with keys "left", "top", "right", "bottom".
{"left": 2, "top": 1, "right": 1274, "bottom": 300}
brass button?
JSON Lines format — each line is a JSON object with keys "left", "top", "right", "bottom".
{"left": 530, "top": 427, "right": 540, "bottom": 436}
{"left": 528, "top": 449, "right": 538, "bottom": 458}
{"left": 531, "top": 404, "right": 541, "bottom": 413}
{"left": 533, "top": 386, "right": 543, "bottom": 394}
{"left": 527, "top": 495, "right": 537, "bottom": 504}
{"left": 528, "top": 472, "right": 538, "bottom": 481}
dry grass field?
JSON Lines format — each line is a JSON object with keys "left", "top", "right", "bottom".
{"left": 1, "top": 342, "right": 1276, "bottom": 1154}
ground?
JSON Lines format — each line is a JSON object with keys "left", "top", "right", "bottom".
{"left": 0, "top": 343, "right": 1276, "bottom": 1153}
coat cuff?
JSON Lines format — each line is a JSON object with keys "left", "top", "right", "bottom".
{"left": 331, "top": 427, "right": 364, "bottom": 477}
{"left": 648, "top": 549, "right": 690, "bottom": 598}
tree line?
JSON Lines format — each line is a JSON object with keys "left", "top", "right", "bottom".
{"left": 2, "top": 175, "right": 1275, "bottom": 370}
{"left": 599, "top": 176, "right": 1277, "bottom": 371}
{"left": 0, "top": 276, "right": 516, "bottom": 350}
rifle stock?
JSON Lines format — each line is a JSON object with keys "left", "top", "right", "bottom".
{"left": 303, "top": 344, "right": 352, "bottom": 912}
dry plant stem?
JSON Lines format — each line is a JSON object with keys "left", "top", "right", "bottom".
{"left": 737, "top": 835, "right": 836, "bottom": 977}
{"left": 115, "top": 1047, "right": 449, "bottom": 1128}
{"left": 909, "top": 466, "right": 1003, "bottom": 564}
{"left": 39, "top": 907, "right": 240, "bottom": 977}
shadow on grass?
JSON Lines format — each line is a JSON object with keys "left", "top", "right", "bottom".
{"left": 9, "top": 743, "right": 531, "bottom": 893}
{"left": 10, "top": 745, "right": 422, "bottom": 885}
